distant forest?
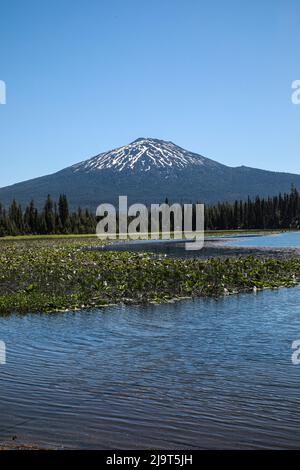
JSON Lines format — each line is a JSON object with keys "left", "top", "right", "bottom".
{"left": 1, "top": 187, "right": 300, "bottom": 236}
{"left": 0, "top": 195, "right": 96, "bottom": 236}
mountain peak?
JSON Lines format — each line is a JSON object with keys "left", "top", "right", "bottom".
{"left": 132, "top": 137, "right": 173, "bottom": 145}
{"left": 71, "top": 137, "right": 213, "bottom": 174}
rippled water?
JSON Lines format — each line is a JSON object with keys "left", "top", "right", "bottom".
{"left": 1, "top": 288, "right": 300, "bottom": 449}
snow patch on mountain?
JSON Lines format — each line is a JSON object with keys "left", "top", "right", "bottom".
{"left": 71, "top": 138, "right": 213, "bottom": 173}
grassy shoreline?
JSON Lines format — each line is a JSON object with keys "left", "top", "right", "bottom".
{"left": 0, "top": 236, "right": 300, "bottom": 314}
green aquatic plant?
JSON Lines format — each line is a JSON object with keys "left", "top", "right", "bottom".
{"left": 0, "top": 237, "right": 300, "bottom": 314}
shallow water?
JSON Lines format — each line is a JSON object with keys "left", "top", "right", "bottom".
{"left": 1, "top": 288, "right": 300, "bottom": 449}
{"left": 226, "top": 231, "right": 300, "bottom": 248}
{"left": 93, "top": 231, "right": 300, "bottom": 257}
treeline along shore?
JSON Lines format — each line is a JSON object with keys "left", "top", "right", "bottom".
{"left": 1, "top": 187, "right": 300, "bottom": 237}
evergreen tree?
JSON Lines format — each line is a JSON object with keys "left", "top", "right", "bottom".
{"left": 58, "top": 194, "right": 70, "bottom": 232}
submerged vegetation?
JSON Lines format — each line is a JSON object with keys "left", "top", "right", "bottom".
{"left": 0, "top": 237, "right": 300, "bottom": 314}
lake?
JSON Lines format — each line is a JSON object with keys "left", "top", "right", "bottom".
{"left": 94, "top": 231, "right": 300, "bottom": 258}
{"left": 1, "top": 286, "right": 300, "bottom": 449}
{"left": 226, "top": 231, "right": 300, "bottom": 248}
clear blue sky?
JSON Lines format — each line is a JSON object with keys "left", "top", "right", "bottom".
{"left": 0, "top": 0, "right": 299, "bottom": 187}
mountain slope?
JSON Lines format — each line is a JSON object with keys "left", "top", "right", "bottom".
{"left": 1, "top": 137, "right": 300, "bottom": 210}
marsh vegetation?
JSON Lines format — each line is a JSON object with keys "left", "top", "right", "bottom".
{"left": 1, "top": 236, "right": 300, "bottom": 314}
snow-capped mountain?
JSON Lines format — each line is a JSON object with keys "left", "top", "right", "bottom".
{"left": 1, "top": 137, "right": 300, "bottom": 210}
{"left": 71, "top": 138, "right": 221, "bottom": 174}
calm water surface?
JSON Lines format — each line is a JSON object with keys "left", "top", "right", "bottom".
{"left": 226, "top": 231, "right": 300, "bottom": 248}
{"left": 96, "top": 231, "right": 300, "bottom": 257}
{"left": 1, "top": 287, "right": 300, "bottom": 449}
